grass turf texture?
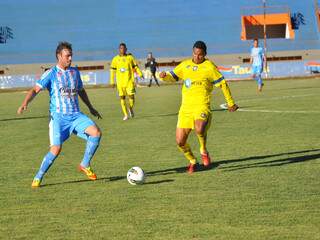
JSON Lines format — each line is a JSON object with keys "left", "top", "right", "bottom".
{"left": 0, "top": 79, "right": 319, "bottom": 239}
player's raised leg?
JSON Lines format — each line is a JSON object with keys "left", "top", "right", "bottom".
{"left": 176, "top": 128, "right": 197, "bottom": 174}
{"left": 73, "top": 115, "right": 102, "bottom": 180}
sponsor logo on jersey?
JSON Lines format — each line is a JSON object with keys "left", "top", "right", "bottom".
{"left": 60, "top": 87, "right": 77, "bottom": 97}
{"left": 184, "top": 79, "right": 192, "bottom": 88}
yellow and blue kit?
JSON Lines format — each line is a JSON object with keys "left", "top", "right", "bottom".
{"left": 110, "top": 54, "right": 143, "bottom": 96}
{"left": 161, "top": 59, "right": 235, "bottom": 129}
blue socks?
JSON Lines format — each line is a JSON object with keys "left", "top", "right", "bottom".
{"left": 34, "top": 152, "right": 57, "bottom": 180}
{"left": 255, "top": 75, "right": 263, "bottom": 86}
{"left": 80, "top": 136, "right": 101, "bottom": 168}
{"left": 34, "top": 136, "right": 100, "bottom": 180}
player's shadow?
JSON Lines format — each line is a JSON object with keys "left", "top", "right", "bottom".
{"left": 146, "top": 163, "right": 217, "bottom": 177}
{"left": 0, "top": 116, "right": 48, "bottom": 122}
{"left": 218, "top": 148, "right": 320, "bottom": 171}
{"left": 40, "top": 149, "right": 320, "bottom": 187}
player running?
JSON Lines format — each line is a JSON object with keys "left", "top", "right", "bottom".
{"left": 250, "top": 38, "right": 266, "bottom": 92}
{"left": 159, "top": 41, "right": 238, "bottom": 173}
{"left": 110, "top": 43, "right": 144, "bottom": 120}
{"left": 17, "top": 42, "right": 102, "bottom": 188}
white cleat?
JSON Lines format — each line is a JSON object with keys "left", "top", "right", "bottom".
{"left": 123, "top": 115, "right": 129, "bottom": 121}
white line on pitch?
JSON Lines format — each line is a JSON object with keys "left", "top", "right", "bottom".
{"left": 236, "top": 94, "right": 317, "bottom": 103}
{"left": 219, "top": 103, "right": 320, "bottom": 114}
{"left": 237, "top": 109, "right": 320, "bottom": 114}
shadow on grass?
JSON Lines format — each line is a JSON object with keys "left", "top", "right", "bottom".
{"left": 40, "top": 149, "right": 320, "bottom": 187}
{"left": 218, "top": 148, "right": 320, "bottom": 172}
{"left": 144, "top": 179, "right": 175, "bottom": 185}
{"left": 40, "top": 174, "right": 176, "bottom": 188}
{"left": 0, "top": 115, "right": 48, "bottom": 122}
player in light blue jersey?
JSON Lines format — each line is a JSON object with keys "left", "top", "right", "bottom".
{"left": 17, "top": 42, "right": 102, "bottom": 188}
{"left": 250, "top": 38, "right": 266, "bottom": 92}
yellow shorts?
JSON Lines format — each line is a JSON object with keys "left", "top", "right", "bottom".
{"left": 117, "top": 82, "right": 135, "bottom": 97}
{"left": 177, "top": 106, "right": 212, "bottom": 129}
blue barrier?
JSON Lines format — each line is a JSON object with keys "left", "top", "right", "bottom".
{"left": 0, "top": 61, "right": 318, "bottom": 89}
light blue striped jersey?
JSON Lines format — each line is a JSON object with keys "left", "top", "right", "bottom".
{"left": 36, "top": 66, "right": 83, "bottom": 114}
{"left": 250, "top": 47, "right": 264, "bottom": 67}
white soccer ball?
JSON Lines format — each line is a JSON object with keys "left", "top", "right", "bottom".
{"left": 127, "top": 167, "right": 145, "bottom": 185}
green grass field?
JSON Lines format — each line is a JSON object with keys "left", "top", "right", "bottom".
{"left": 1, "top": 79, "right": 320, "bottom": 240}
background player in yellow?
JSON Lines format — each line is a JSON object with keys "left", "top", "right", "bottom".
{"left": 159, "top": 41, "right": 239, "bottom": 173}
{"left": 110, "top": 43, "right": 144, "bottom": 120}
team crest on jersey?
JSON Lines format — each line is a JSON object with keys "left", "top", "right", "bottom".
{"left": 120, "top": 68, "right": 126, "bottom": 72}
{"left": 200, "top": 113, "right": 207, "bottom": 119}
{"left": 192, "top": 66, "right": 198, "bottom": 71}
{"left": 184, "top": 79, "right": 192, "bottom": 88}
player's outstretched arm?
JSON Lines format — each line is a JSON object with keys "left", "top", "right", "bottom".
{"left": 219, "top": 81, "right": 239, "bottom": 112}
{"left": 78, "top": 89, "right": 102, "bottom": 119}
{"left": 17, "top": 85, "right": 41, "bottom": 114}
{"left": 159, "top": 71, "right": 178, "bottom": 82}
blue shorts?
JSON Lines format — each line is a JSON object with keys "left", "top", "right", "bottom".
{"left": 49, "top": 112, "right": 96, "bottom": 146}
{"left": 252, "top": 65, "right": 263, "bottom": 75}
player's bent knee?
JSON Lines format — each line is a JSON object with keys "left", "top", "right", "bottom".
{"left": 176, "top": 139, "right": 186, "bottom": 147}
{"left": 50, "top": 145, "right": 62, "bottom": 156}
{"left": 91, "top": 127, "right": 101, "bottom": 137}
{"left": 85, "top": 125, "right": 102, "bottom": 137}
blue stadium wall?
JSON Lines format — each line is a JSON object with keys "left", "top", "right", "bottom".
{"left": 0, "top": 0, "right": 319, "bottom": 64}
{"left": 0, "top": 0, "right": 320, "bottom": 88}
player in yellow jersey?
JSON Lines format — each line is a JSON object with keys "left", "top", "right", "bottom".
{"left": 110, "top": 43, "right": 144, "bottom": 120}
{"left": 159, "top": 41, "right": 238, "bottom": 173}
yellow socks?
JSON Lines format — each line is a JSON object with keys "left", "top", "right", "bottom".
{"left": 129, "top": 98, "right": 134, "bottom": 109}
{"left": 120, "top": 99, "right": 128, "bottom": 116}
{"left": 177, "top": 144, "right": 196, "bottom": 164}
{"left": 197, "top": 133, "right": 207, "bottom": 154}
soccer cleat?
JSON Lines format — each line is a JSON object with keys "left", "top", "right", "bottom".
{"left": 123, "top": 115, "right": 129, "bottom": 121}
{"left": 31, "top": 178, "right": 41, "bottom": 188}
{"left": 79, "top": 165, "right": 97, "bottom": 180}
{"left": 187, "top": 163, "right": 198, "bottom": 174}
{"left": 201, "top": 152, "right": 211, "bottom": 167}
{"left": 128, "top": 108, "right": 134, "bottom": 118}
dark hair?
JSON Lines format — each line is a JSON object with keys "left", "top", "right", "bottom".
{"left": 119, "top": 42, "right": 127, "bottom": 48}
{"left": 56, "top": 41, "right": 72, "bottom": 59}
{"left": 254, "top": 38, "right": 259, "bottom": 42}
{"left": 193, "top": 40, "right": 207, "bottom": 55}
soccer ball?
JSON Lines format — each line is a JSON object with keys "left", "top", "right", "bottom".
{"left": 127, "top": 167, "right": 145, "bottom": 185}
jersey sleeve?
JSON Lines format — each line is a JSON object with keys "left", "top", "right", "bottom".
{"left": 161, "top": 61, "right": 184, "bottom": 82}
{"left": 260, "top": 48, "right": 265, "bottom": 58}
{"left": 209, "top": 62, "right": 235, "bottom": 107}
{"left": 110, "top": 57, "right": 117, "bottom": 84}
{"left": 76, "top": 69, "right": 83, "bottom": 90}
{"left": 36, "top": 69, "right": 52, "bottom": 90}
{"left": 209, "top": 63, "right": 225, "bottom": 87}
{"left": 131, "top": 56, "right": 143, "bottom": 77}
{"left": 250, "top": 48, "right": 254, "bottom": 57}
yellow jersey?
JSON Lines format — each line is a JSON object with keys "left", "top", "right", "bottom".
{"left": 110, "top": 54, "right": 143, "bottom": 87}
{"left": 161, "top": 59, "right": 235, "bottom": 108}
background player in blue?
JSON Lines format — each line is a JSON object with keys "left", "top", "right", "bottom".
{"left": 250, "top": 38, "right": 266, "bottom": 92}
{"left": 17, "top": 42, "right": 102, "bottom": 188}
